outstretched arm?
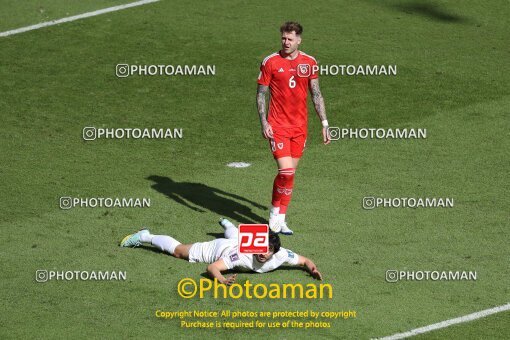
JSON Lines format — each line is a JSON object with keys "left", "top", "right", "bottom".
{"left": 309, "top": 78, "right": 330, "bottom": 145}
{"left": 296, "top": 255, "right": 323, "bottom": 280}
{"left": 256, "top": 84, "right": 273, "bottom": 139}
{"left": 207, "top": 259, "right": 237, "bottom": 285}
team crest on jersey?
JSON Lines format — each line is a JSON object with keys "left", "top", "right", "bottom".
{"left": 277, "top": 142, "right": 284, "bottom": 150}
{"left": 297, "top": 64, "right": 311, "bottom": 77}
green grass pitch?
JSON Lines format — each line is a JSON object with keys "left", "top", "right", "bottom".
{"left": 0, "top": 0, "right": 508, "bottom": 339}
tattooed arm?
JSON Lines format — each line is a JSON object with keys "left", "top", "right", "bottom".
{"left": 309, "top": 78, "right": 330, "bottom": 145}
{"left": 256, "top": 84, "right": 273, "bottom": 139}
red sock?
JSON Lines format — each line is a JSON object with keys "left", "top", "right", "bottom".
{"left": 279, "top": 170, "right": 295, "bottom": 213}
{"left": 271, "top": 168, "right": 295, "bottom": 210}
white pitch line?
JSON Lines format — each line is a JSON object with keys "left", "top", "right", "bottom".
{"left": 0, "top": 0, "right": 160, "bottom": 37}
{"left": 377, "top": 303, "right": 510, "bottom": 340}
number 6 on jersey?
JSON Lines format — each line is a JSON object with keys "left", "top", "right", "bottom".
{"left": 288, "top": 75, "right": 296, "bottom": 88}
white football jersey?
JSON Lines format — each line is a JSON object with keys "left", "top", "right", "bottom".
{"left": 222, "top": 247, "right": 300, "bottom": 273}
{"left": 188, "top": 239, "right": 237, "bottom": 264}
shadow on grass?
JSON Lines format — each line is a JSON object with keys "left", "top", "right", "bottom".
{"left": 138, "top": 245, "right": 169, "bottom": 255}
{"left": 147, "top": 175, "right": 267, "bottom": 224}
{"left": 363, "top": 0, "right": 471, "bottom": 23}
{"left": 206, "top": 232, "right": 225, "bottom": 239}
{"left": 392, "top": 2, "right": 468, "bottom": 23}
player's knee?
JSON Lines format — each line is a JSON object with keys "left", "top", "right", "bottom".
{"left": 277, "top": 168, "right": 295, "bottom": 183}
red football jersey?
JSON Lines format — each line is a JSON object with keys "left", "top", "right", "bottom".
{"left": 257, "top": 51, "right": 318, "bottom": 129}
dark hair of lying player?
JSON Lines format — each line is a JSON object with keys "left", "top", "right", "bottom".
{"left": 268, "top": 231, "right": 281, "bottom": 253}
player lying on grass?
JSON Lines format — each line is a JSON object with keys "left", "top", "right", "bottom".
{"left": 120, "top": 218, "right": 322, "bottom": 285}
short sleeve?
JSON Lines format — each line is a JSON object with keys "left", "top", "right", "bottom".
{"left": 309, "top": 58, "right": 319, "bottom": 80}
{"left": 221, "top": 249, "right": 240, "bottom": 270}
{"left": 257, "top": 60, "right": 272, "bottom": 86}
{"left": 221, "top": 249, "right": 252, "bottom": 270}
{"left": 278, "top": 248, "right": 300, "bottom": 266}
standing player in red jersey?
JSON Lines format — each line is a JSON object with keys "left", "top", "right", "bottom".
{"left": 256, "top": 21, "right": 330, "bottom": 235}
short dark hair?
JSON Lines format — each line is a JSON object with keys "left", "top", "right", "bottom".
{"left": 280, "top": 21, "right": 303, "bottom": 36}
{"left": 268, "top": 232, "right": 281, "bottom": 253}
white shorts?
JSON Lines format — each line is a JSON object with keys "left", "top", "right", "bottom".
{"left": 188, "top": 238, "right": 236, "bottom": 264}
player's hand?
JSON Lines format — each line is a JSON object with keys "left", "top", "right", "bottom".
{"left": 222, "top": 274, "right": 237, "bottom": 286}
{"left": 262, "top": 122, "right": 273, "bottom": 139}
{"left": 311, "top": 269, "right": 323, "bottom": 281}
{"left": 322, "top": 127, "right": 331, "bottom": 145}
